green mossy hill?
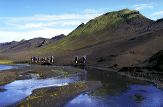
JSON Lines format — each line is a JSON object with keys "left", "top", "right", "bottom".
{"left": 33, "top": 9, "right": 144, "bottom": 54}
{"left": 147, "top": 50, "right": 163, "bottom": 70}
{"left": 69, "top": 9, "right": 141, "bottom": 37}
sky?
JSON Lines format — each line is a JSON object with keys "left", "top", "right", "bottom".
{"left": 0, "top": 0, "right": 163, "bottom": 43}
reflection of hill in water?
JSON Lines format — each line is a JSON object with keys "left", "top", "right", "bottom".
{"left": 66, "top": 68, "right": 163, "bottom": 107}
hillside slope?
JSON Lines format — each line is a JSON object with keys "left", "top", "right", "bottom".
{"left": 33, "top": 9, "right": 152, "bottom": 53}
{"left": 145, "top": 50, "right": 163, "bottom": 70}
{"left": 1, "top": 9, "right": 163, "bottom": 68}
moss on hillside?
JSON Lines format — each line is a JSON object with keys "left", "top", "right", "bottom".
{"left": 0, "top": 60, "right": 13, "bottom": 64}
{"left": 32, "top": 9, "right": 142, "bottom": 55}
{"left": 68, "top": 9, "right": 140, "bottom": 38}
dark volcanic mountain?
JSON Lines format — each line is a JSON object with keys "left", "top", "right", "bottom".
{"left": 0, "top": 34, "right": 65, "bottom": 53}
{"left": 0, "top": 9, "right": 163, "bottom": 68}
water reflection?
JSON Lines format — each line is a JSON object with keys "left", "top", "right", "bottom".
{"left": 65, "top": 68, "right": 163, "bottom": 107}
{"left": 0, "top": 76, "right": 80, "bottom": 107}
{"left": 0, "top": 65, "right": 14, "bottom": 71}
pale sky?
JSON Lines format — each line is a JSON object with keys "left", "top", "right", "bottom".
{"left": 0, "top": 0, "right": 163, "bottom": 43}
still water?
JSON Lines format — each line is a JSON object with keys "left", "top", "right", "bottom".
{"left": 0, "top": 65, "right": 14, "bottom": 71}
{"left": 0, "top": 65, "right": 163, "bottom": 107}
{"left": 0, "top": 76, "right": 80, "bottom": 107}
{"left": 65, "top": 68, "right": 163, "bottom": 107}
{"left": 0, "top": 64, "right": 29, "bottom": 71}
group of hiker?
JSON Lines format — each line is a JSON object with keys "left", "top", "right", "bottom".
{"left": 30, "top": 55, "right": 87, "bottom": 65}
{"left": 74, "top": 56, "right": 87, "bottom": 65}
{"left": 31, "top": 56, "right": 54, "bottom": 63}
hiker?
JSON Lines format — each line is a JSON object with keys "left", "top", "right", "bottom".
{"left": 37, "top": 58, "right": 40, "bottom": 62}
{"left": 34, "top": 57, "right": 38, "bottom": 63}
{"left": 51, "top": 56, "right": 54, "bottom": 63}
{"left": 75, "top": 56, "right": 78, "bottom": 64}
{"left": 41, "top": 58, "right": 44, "bottom": 62}
{"left": 47, "top": 57, "right": 50, "bottom": 62}
{"left": 43, "top": 57, "right": 45, "bottom": 62}
{"left": 83, "top": 56, "right": 87, "bottom": 64}
{"left": 44, "top": 57, "right": 47, "bottom": 62}
{"left": 33, "top": 57, "right": 35, "bottom": 63}
{"left": 31, "top": 57, "right": 34, "bottom": 63}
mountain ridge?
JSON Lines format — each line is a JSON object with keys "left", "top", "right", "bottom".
{"left": 0, "top": 9, "right": 163, "bottom": 68}
{"left": 31, "top": 9, "right": 153, "bottom": 55}
{"left": 0, "top": 34, "right": 65, "bottom": 53}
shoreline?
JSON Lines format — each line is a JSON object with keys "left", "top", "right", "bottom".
{"left": 0, "top": 65, "right": 86, "bottom": 86}
{"left": 1, "top": 64, "right": 162, "bottom": 88}
{"left": 0, "top": 64, "right": 163, "bottom": 107}
{"left": 87, "top": 66, "right": 163, "bottom": 89}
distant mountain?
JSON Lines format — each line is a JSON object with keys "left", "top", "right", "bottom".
{"left": 0, "top": 34, "right": 65, "bottom": 53}
{"left": 1, "top": 9, "right": 163, "bottom": 68}
{"left": 51, "top": 34, "right": 65, "bottom": 41}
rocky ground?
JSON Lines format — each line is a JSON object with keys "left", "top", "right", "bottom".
{"left": 118, "top": 67, "right": 163, "bottom": 88}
